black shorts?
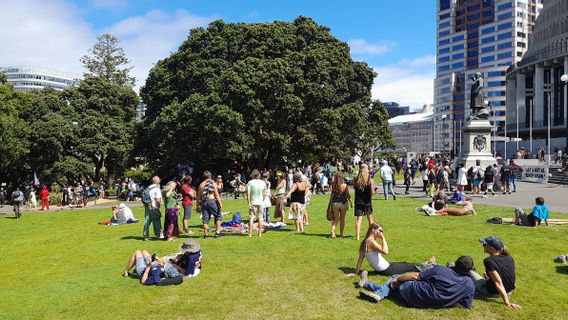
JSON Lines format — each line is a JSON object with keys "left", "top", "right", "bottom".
{"left": 354, "top": 204, "right": 372, "bottom": 216}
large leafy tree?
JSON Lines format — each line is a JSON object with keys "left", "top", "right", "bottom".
{"left": 63, "top": 34, "right": 140, "bottom": 183}
{"left": 139, "top": 17, "right": 393, "bottom": 170}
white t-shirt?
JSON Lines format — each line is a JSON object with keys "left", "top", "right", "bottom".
{"left": 149, "top": 184, "right": 162, "bottom": 208}
{"left": 247, "top": 179, "right": 266, "bottom": 206}
{"left": 116, "top": 205, "right": 135, "bottom": 223}
{"left": 380, "top": 166, "right": 393, "bottom": 181}
{"left": 457, "top": 167, "right": 468, "bottom": 185}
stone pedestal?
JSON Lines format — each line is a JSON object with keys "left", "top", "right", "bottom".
{"left": 460, "top": 120, "right": 497, "bottom": 169}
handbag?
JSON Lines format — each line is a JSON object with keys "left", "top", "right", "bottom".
{"left": 326, "top": 197, "right": 334, "bottom": 221}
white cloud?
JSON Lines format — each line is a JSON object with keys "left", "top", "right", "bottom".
{"left": 371, "top": 55, "right": 436, "bottom": 107}
{"left": 0, "top": 0, "right": 93, "bottom": 75}
{"left": 347, "top": 39, "right": 397, "bottom": 55}
{"left": 0, "top": 0, "right": 213, "bottom": 91}
{"left": 105, "top": 9, "right": 213, "bottom": 89}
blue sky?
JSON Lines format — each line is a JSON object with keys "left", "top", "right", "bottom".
{"left": 0, "top": 0, "right": 436, "bottom": 106}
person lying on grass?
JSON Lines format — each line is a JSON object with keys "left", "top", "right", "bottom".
{"left": 352, "top": 223, "right": 436, "bottom": 276}
{"left": 417, "top": 196, "right": 476, "bottom": 216}
{"left": 358, "top": 256, "right": 475, "bottom": 308}
{"left": 468, "top": 236, "right": 521, "bottom": 309}
{"left": 513, "top": 197, "right": 549, "bottom": 227}
{"left": 122, "top": 250, "right": 183, "bottom": 286}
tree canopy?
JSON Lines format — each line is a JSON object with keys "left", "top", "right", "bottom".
{"left": 139, "top": 17, "right": 394, "bottom": 171}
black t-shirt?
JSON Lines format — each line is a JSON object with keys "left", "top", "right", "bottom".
{"left": 484, "top": 255, "right": 516, "bottom": 294}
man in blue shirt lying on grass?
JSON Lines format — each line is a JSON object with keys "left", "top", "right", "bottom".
{"left": 358, "top": 256, "right": 475, "bottom": 308}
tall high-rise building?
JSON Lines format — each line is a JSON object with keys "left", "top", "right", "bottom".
{"left": 434, "top": 0, "right": 543, "bottom": 155}
{"left": 0, "top": 66, "right": 80, "bottom": 92}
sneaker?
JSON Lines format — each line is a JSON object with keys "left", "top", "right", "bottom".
{"left": 158, "top": 234, "right": 165, "bottom": 239}
{"left": 482, "top": 195, "right": 488, "bottom": 198}
{"left": 358, "top": 270, "right": 368, "bottom": 288}
{"left": 213, "top": 233, "right": 223, "bottom": 238}
{"left": 508, "top": 192, "right": 511, "bottom": 194}
{"left": 471, "top": 210, "right": 477, "bottom": 216}
{"left": 503, "top": 192, "right": 507, "bottom": 195}
{"left": 143, "top": 237, "right": 150, "bottom": 241}
{"left": 393, "top": 194, "right": 396, "bottom": 200}
{"left": 553, "top": 255, "right": 567, "bottom": 263}
{"left": 359, "top": 290, "right": 382, "bottom": 303}
{"left": 203, "top": 234, "right": 208, "bottom": 239}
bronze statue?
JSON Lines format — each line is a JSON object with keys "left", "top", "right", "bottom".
{"left": 470, "top": 72, "right": 489, "bottom": 120}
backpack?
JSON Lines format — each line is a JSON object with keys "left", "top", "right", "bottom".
{"left": 476, "top": 168, "right": 483, "bottom": 179}
{"left": 13, "top": 191, "right": 24, "bottom": 202}
{"left": 141, "top": 186, "right": 157, "bottom": 206}
{"left": 467, "top": 167, "right": 474, "bottom": 179}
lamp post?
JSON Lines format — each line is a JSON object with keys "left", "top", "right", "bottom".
{"left": 561, "top": 74, "right": 568, "bottom": 155}
{"left": 441, "top": 114, "right": 447, "bottom": 154}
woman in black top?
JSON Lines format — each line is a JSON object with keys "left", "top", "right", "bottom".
{"left": 354, "top": 164, "right": 375, "bottom": 240}
{"left": 286, "top": 173, "right": 307, "bottom": 233}
{"left": 469, "top": 236, "right": 521, "bottom": 309}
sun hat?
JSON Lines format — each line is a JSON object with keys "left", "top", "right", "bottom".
{"left": 180, "top": 239, "right": 201, "bottom": 253}
{"left": 119, "top": 203, "right": 126, "bottom": 209}
{"left": 479, "top": 236, "right": 504, "bottom": 250}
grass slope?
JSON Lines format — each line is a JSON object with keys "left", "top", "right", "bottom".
{"left": 1, "top": 194, "right": 567, "bottom": 320}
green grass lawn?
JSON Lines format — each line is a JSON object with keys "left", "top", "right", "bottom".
{"left": 1, "top": 194, "right": 567, "bottom": 319}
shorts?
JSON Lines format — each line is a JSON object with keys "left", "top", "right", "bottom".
{"left": 135, "top": 255, "right": 152, "bottom": 278}
{"left": 201, "top": 200, "right": 221, "bottom": 224}
{"left": 332, "top": 202, "right": 349, "bottom": 218}
{"left": 486, "top": 183, "right": 494, "bottom": 190}
{"left": 183, "top": 204, "right": 192, "bottom": 220}
{"left": 502, "top": 177, "right": 510, "bottom": 186}
{"left": 249, "top": 204, "right": 264, "bottom": 222}
{"left": 354, "top": 204, "right": 372, "bottom": 216}
{"left": 288, "top": 202, "right": 305, "bottom": 220}
{"left": 473, "top": 178, "right": 483, "bottom": 186}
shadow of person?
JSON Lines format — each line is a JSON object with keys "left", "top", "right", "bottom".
{"left": 555, "top": 265, "right": 568, "bottom": 275}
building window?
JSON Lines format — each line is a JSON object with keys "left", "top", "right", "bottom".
{"left": 481, "top": 46, "right": 494, "bottom": 53}
{"left": 439, "top": 47, "right": 451, "bottom": 54}
{"left": 497, "top": 12, "right": 512, "bottom": 20}
{"left": 452, "top": 53, "right": 464, "bottom": 59}
{"left": 497, "top": 32, "right": 512, "bottom": 40}
{"left": 497, "top": 42, "right": 512, "bottom": 50}
{"left": 439, "top": 56, "right": 451, "bottom": 63}
{"left": 452, "top": 44, "right": 465, "bottom": 50}
{"left": 481, "top": 55, "right": 495, "bottom": 63}
{"left": 481, "top": 36, "right": 495, "bottom": 44}
{"left": 439, "top": 21, "right": 451, "bottom": 28}
{"left": 439, "top": 39, "right": 451, "bottom": 46}
{"left": 497, "top": 52, "right": 512, "bottom": 59}
{"left": 487, "top": 71, "right": 505, "bottom": 77}
{"left": 481, "top": 27, "right": 495, "bottom": 34}
{"left": 439, "top": 30, "right": 451, "bottom": 37}
{"left": 497, "top": 2, "right": 513, "bottom": 11}
{"left": 497, "top": 22, "right": 512, "bottom": 30}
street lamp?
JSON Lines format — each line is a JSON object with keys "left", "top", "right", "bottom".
{"left": 562, "top": 74, "right": 568, "bottom": 155}
{"left": 441, "top": 114, "right": 447, "bottom": 153}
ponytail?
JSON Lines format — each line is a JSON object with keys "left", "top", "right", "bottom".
{"left": 500, "top": 246, "right": 510, "bottom": 256}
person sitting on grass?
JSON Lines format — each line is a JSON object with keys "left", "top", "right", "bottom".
{"left": 353, "top": 223, "right": 436, "bottom": 276}
{"left": 358, "top": 256, "right": 475, "bottom": 309}
{"left": 513, "top": 197, "right": 549, "bottom": 227}
{"left": 468, "top": 236, "right": 521, "bottom": 309}
{"left": 122, "top": 250, "right": 183, "bottom": 286}
{"left": 111, "top": 203, "right": 138, "bottom": 224}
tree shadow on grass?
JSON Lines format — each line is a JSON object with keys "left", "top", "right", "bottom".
{"left": 555, "top": 265, "right": 568, "bottom": 275}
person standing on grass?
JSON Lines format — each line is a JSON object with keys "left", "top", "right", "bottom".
{"left": 469, "top": 236, "right": 521, "bottom": 309}
{"left": 246, "top": 169, "right": 267, "bottom": 237}
{"left": 29, "top": 188, "right": 38, "bottom": 211}
{"left": 379, "top": 160, "right": 396, "bottom": 200}
{"left": 0, "top": 187, "right": 6, "bottom": 208}
{"left": 420, "top": 161, "right": 429, "bottom": 195}
{"left": 329, "top": 171, "right": 352, "bottom": 238}
{"left": 143, "top": 176, "right": 163, "bottom": 241}
{"left": 358, "top": 256, "right": 475, "bottom": 308}
{"left": 180, "top": 175, "right": 195, "bottom": 235}
{"left": 354, "top": 164, "right": 374, "bottom": 241}
{"left": 286, "top": 173, "right": 307, "bottom": 233}
{"left": 162, "top": 181, "right": 180, "bottom": 241}
{"left": 40, "top": 185, "right": 49, "bottom": 210}
{"left": 197, "top": 171, "right": 223, "bottom": 238}
{"left": 273, "top": 173, "right": 287, "bottom": 223}
{"left": 11, "top": 188, "right": 24, "bottom": 219}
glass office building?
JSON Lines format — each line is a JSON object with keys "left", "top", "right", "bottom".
{"left": 434, "top": 0, "right": 542, "bottom": 154}
{"left": 0, "top": 66, "right": 80, "bottom": 92}
{"left": 506, "top": 0, "right": 568, "bottom": 152}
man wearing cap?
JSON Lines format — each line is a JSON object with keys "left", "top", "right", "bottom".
{"left": 469, "top": 236, "right": 520, "bottom": 309}
{"left": 358, "top": 256, "right": 476, "bottom": 308}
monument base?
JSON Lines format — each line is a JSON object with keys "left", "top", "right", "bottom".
{"left": 459, "top": 119, "right": 497, "bottom": 169}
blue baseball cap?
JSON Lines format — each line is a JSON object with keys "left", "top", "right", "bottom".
{"left": 479, "top": 236, "right": 504, "bottom": 250}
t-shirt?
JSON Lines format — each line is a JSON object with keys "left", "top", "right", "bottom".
{"left": 180, "top": 184, "right": 193, "bottom": 206}
{"left": 397, "top": 266, "right": 475, "bottom": 309}
{"left": 484, "top": 167, "right": 495, "bottom": 183}
{"left": 531, "top": 204, "right": 549, "bottom": 221}
{"left": 380, "top": 166, "right": 393, "bottom": 181}
{"left": 247, "top": 179, "right": 266, "bottom": 206}
{"left": 473, "top": 166, "right": 484, "bottom": 180}
{"left": 500, "top": 165, "right": 511, "bottom": 179}
{"left": 149, "top": 184, "right": 162, "bottom": 208}
{"left": 484, "top": 255, "right": 516, "bottom": 294}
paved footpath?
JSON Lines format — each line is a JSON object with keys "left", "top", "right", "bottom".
{"left": 394, "top": 181, "right": 568, "bottom": 214}
{"left": 0, "top": 199, "right": 143, "bottom": 216}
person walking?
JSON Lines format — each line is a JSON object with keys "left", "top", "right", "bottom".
{"left": 354, "top": 165, "right": 375, "bottom": 240}
{"left": 11, "top": 188, "right": 24, "bottom": 218}
{"left": 29, "top": 188, "right": 38, "bottom": 211}
{"left": 329, "top": 171, "right": 352, "bottom": 238}
{"left": 40, "top": 185, "right": 49, "bottom": 210}
{"left": 379, "top": 160, "right": 396, "bottom": 200}
{"left": 143, "top": 176, "right": 163, "bottom": 241}
{"left": 0, "top": 187, "right": 6, "bottom": 208}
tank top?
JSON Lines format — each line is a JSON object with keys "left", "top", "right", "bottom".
{"left": 332, "top": 184, "right": 348, "bottom": 203}
{"left": 203, "top": 179, "right": 215, "bottom": 197}
{"left": 290, "top": 183, "right": 305, "bottom": 204}
{"left": 364, "top": 239, "right": 390, "bottom": 272}
{"left": 275, "top": 182, "right": 286, "bottom": 196}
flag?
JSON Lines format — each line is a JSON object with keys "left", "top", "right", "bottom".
{"left": 33, "top": 172, "right": 40, "bottom": 187}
